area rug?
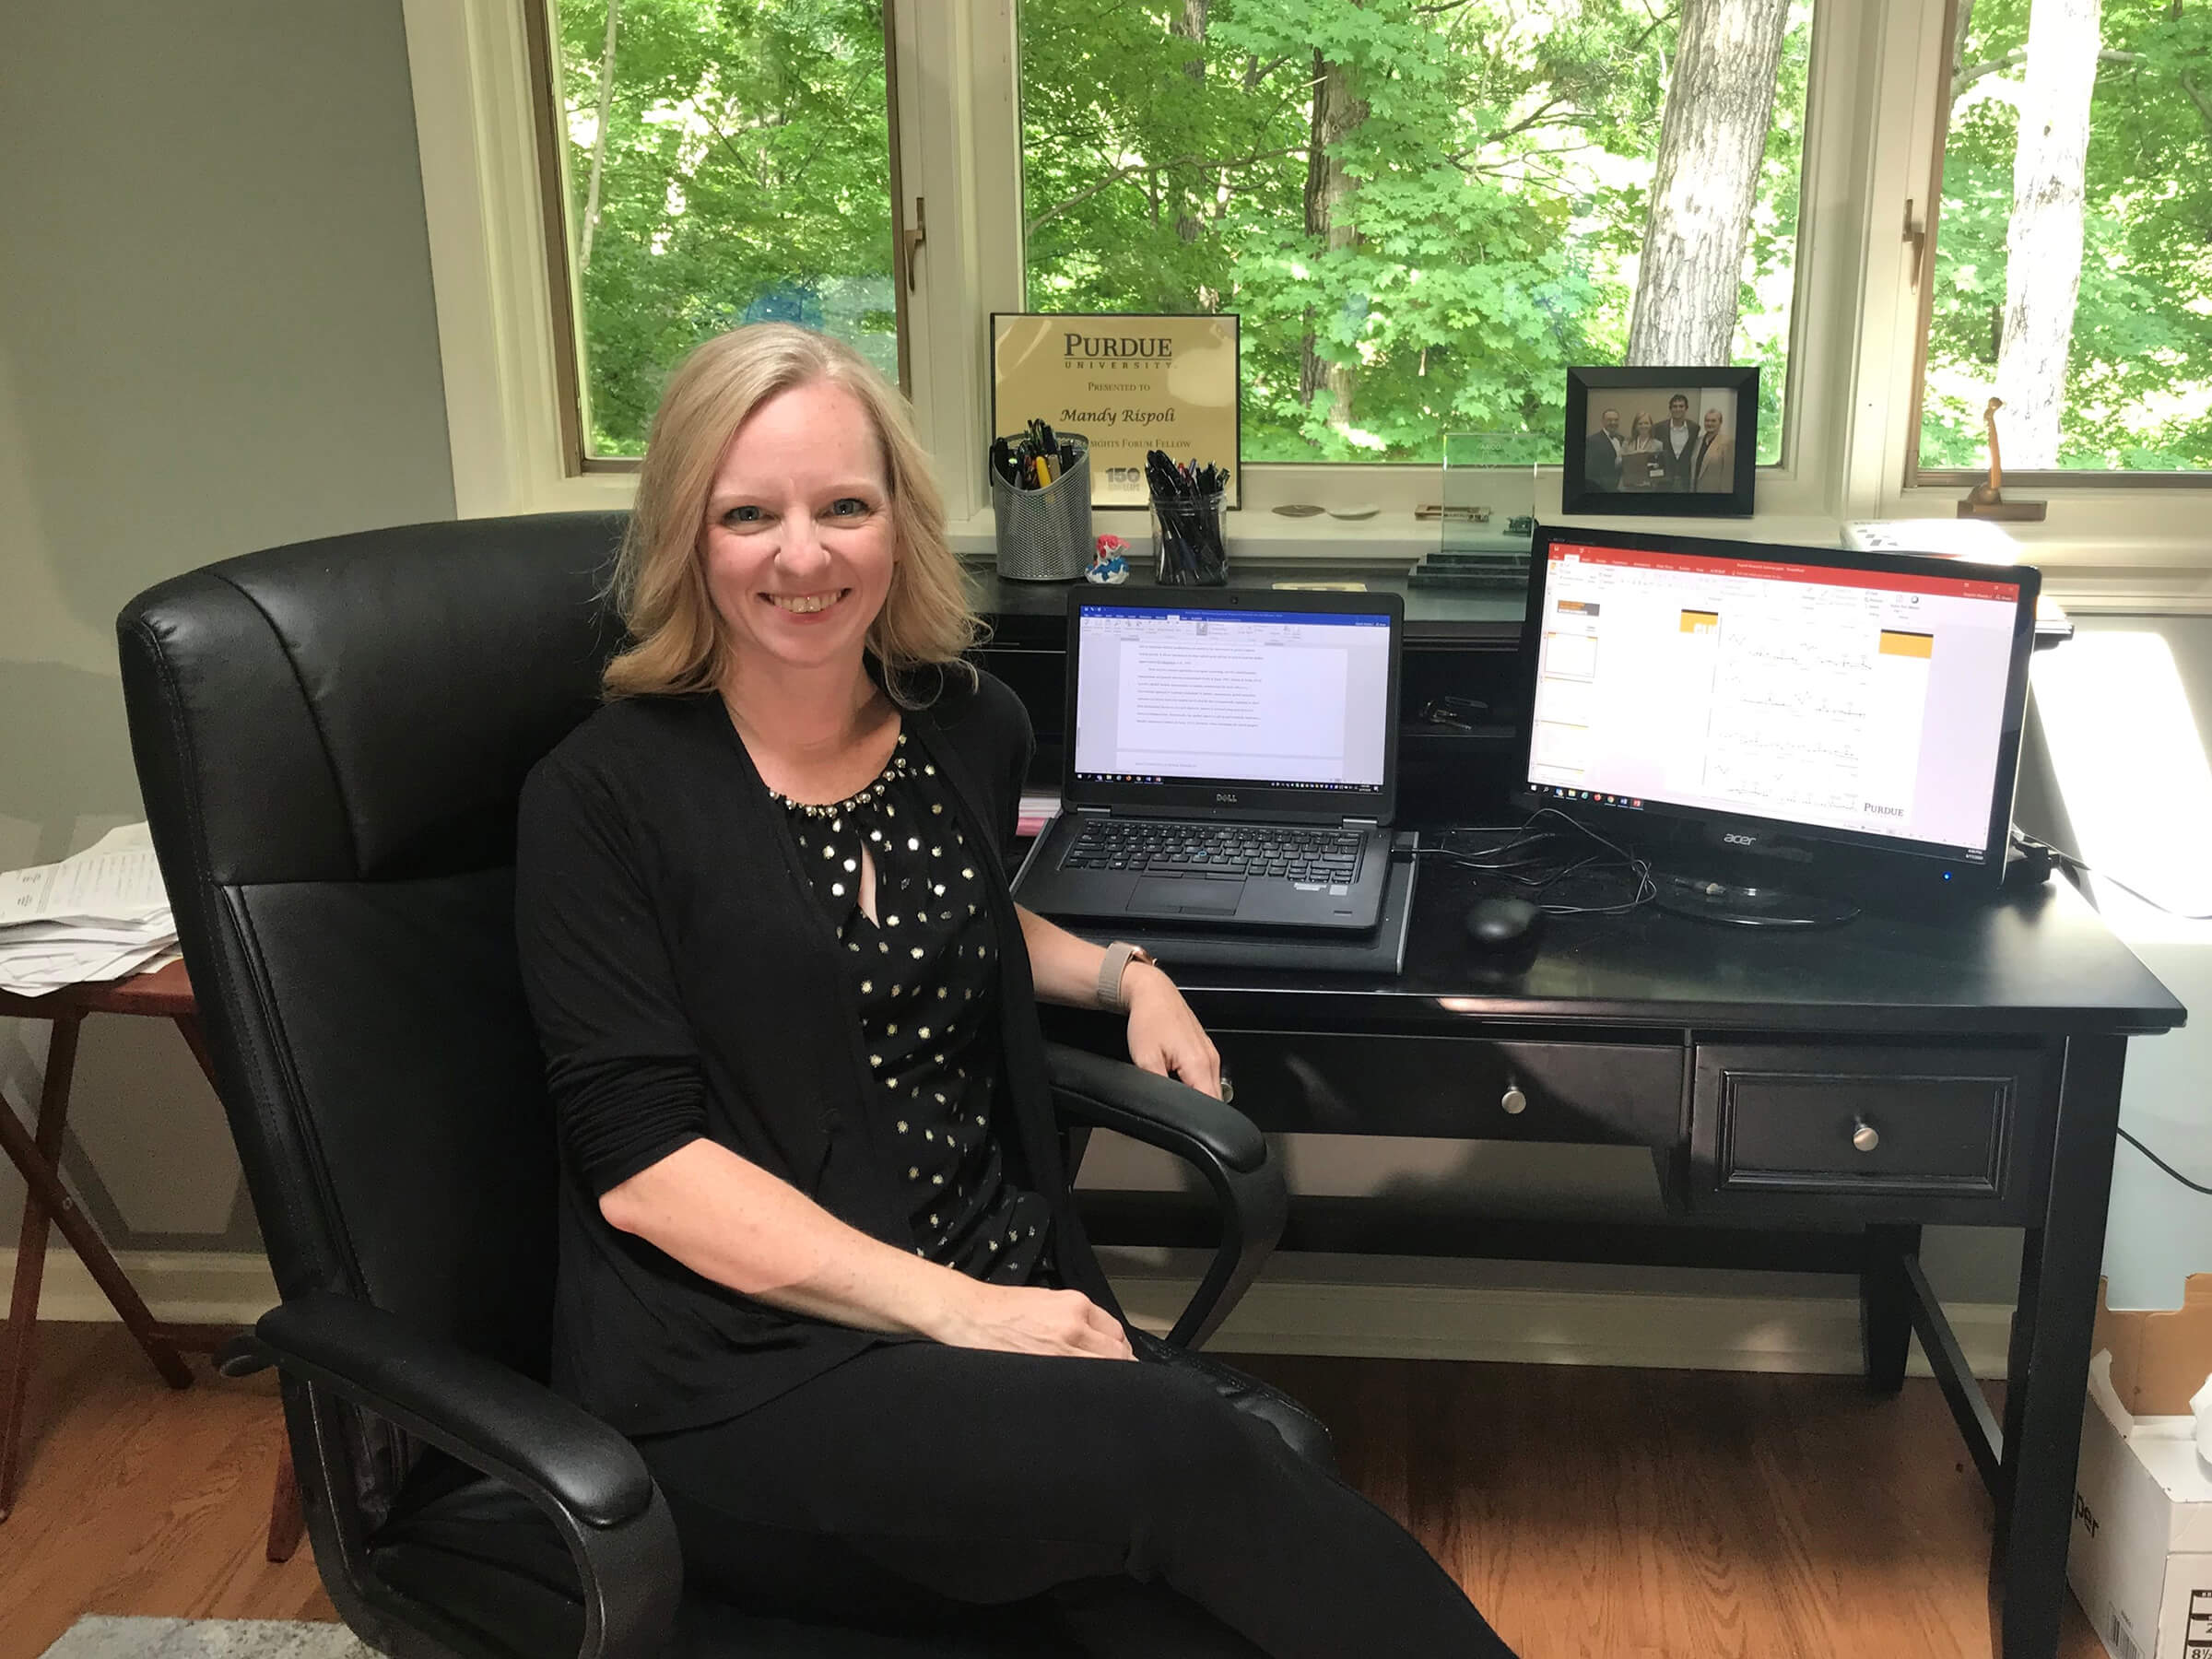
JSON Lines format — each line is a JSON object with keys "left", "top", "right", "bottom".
{"left": 37, "top": 1619, "right": 372, "bottom": 1659}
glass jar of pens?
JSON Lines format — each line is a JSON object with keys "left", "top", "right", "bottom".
{"left": 989, "top": 421, "right": 1091, "bottom": 582}
{"left": 1147, "top": 450, "right": 1230, "bottom": 586}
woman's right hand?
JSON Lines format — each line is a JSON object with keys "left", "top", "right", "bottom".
{"left": 930, "top": 1281, "right": 1135, "bottom": 1360}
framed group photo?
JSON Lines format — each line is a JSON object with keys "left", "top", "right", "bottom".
{"left": 1562, "top": 366, "right": 1759, "bottom": 517}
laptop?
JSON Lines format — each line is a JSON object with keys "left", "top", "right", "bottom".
{"left": 1013, "top": 588, "right": 1404, "bottom": 933}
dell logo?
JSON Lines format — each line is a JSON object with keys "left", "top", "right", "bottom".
{"left": 1723, "top": 831, "right": 1757, "bottom": 847}
{"left": 1215, "top": 792, "right": 1239, "bottom": 804}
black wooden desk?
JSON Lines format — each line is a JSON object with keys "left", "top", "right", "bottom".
{"left": 1044, "top": 862, "right": 2187, "bottom": 1659}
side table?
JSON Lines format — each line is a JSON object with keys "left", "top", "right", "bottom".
{"left": 0, "top": 959, "right": 302, "bottom": 1559}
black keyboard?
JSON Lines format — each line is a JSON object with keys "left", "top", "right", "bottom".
{"left": 1060, "top": 820, "right": 1367, "bottom": 881}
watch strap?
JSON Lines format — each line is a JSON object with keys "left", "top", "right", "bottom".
{"left": 1097, "top": 941, "right": 1155, "bottom": 1012}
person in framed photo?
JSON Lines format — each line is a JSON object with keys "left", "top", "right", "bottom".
{"left": 1560, "top": 366, "right": 1757, "bottom": 517}
{"left": 1695, "top": 405, "right": 1736, "bottom": 492}
{"left": 1618, "top": 411, "right": 1662, "bottom": 492}
{"left": 1653, "top": 394, "right": 1700, "bottom": 491}
{"left": 1583, "top": 407, "right": 1625, "bottom": 491}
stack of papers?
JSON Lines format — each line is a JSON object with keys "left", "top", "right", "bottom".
{"left": 0, "top": 824, "right": 182, "bottom": 997}
{"left": 1017, "top": 791, "right": 1061, "bottom": 841}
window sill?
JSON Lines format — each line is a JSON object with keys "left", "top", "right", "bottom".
{"left": 944, "top": 502, "right": 2212, "bottom": 614}
{"left": 501, "top": 467, "right": 2211, "bottom": 613}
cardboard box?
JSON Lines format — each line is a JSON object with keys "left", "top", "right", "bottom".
{"left": 2070, "top": 1276, "right": 2212, "bottom": 1659}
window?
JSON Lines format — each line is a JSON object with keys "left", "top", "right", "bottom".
{"left": 414, "top": 0, "right": 2210, "bottom": 581}
{"left": 1016, "top": 0, "right": 1816, "bottom": 466}
{"left": 528, "top": 0, "right": 909, "bottom": 465}
{"left": 1912, "top": 0, "right": 2210, "bottom": 479}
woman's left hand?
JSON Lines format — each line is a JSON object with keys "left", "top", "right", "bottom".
{"left": 1123, "top": 963, "right": 1222, "bottom": 1099}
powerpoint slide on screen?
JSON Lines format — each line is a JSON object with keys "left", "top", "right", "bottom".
{"left": 1073, "top": 608, "right": 1392, "bottom": 788}
{"left": 1529, "top": 545, "right": 2020, "bottom": 853}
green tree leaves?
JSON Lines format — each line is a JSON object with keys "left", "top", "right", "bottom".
{"left": 1924, "top": 0, "right": 2209, "bottom": 470}
{"left": 555, "top": 0, "right": 899, "bottom": 455}
{"left": 1019, "top": 0, "right": 1811, "bottom": 465}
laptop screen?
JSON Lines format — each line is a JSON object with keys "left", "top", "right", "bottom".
{"left": 1070, "top": 603, "right": 1394, "bottom": 796}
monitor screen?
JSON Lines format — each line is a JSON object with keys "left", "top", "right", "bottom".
{"left": 1524, "top": 539, "right": 2028, "bottom": 860}
{"left": 1071, "top": 603, "right": 1394, "bottom": 795}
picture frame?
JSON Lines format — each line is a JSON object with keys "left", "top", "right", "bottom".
{"left": 1561, "top": 366, "right": 1758, "bottom": 517}
{"left": 990, "top": 313, "right": 1242, "bottom": 509}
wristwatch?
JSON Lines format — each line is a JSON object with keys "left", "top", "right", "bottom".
{"left": 1097, "top": 942, "right": 1159, "bottom": 1013}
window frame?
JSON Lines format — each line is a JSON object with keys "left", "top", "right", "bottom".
{"left": 1900, "top": 0, "right": 2209, "bottom": 495}
{"left": 1831, "top": 0, "right": 2212, "bottom": 601}
{"left": 400, "top": 0, "right": 2212, "bottom": 608}
{"left": 519, "top": 0, "right": 920, "bottom": 473}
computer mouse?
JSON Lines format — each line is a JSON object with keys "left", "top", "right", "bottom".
{"left": 1464, "top": 897, "right": 1546, "bottom": 955}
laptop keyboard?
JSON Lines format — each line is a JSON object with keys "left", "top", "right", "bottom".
{"left": 1060, "top": 820, "right": 1366, "bottom": 882}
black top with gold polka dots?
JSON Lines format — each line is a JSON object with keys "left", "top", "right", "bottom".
{"left": 773, "top": 732, "right": 1052, "bottom": 1287}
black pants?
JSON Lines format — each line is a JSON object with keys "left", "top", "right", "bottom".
{"left": 635, "top": 1337, "right": 1516, "bottom": 1659}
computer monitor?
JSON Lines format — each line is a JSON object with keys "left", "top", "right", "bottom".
{"left": 1512, "top": 525, "right": 2040, "bottom": 920}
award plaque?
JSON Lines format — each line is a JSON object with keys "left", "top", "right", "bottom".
{"left": 991, "top": 313, "right": 1240, "bottom": 508}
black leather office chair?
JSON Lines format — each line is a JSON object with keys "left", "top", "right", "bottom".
{"left": 115, "top": 513, "right": 1323, "bottom": 1659}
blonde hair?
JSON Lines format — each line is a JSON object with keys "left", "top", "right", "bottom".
{"left": 602, "top": 324, "right": 978, "bottom": 704}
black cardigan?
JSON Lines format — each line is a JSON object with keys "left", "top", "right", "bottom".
{"left": 513, "top": 669, "right": 1116, "bottom": 1434}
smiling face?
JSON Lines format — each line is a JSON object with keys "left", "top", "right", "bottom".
{"left": 1703, "top": 409, "right": 1724, "bottom": 437}
{"left": 699, "top": 378, "right": 896, "bottom": 684}
{"left": 1668, "top": 395, "right": 1689, "bottom": 422}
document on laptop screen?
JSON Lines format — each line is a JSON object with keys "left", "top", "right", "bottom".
{"left": 1072, "top": 606, "right": 1392, "bottom": 789}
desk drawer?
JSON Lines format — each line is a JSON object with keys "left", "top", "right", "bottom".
{"left": 1692, "top": 1044, "right": 2044, "bottom": 1219}
{"left": 1211, "top": 1030, "right": 1682, "bottom": 1146}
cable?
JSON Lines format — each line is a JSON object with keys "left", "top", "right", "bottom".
{"left": 1418, "top": 808, "right": 1658, "bottom": 917}
{"left": 2118, "top": 1126, "right": 2212, "bottom": 1196}
{"left": 2010, "top": 829, "right": 2212, "bottom": 922}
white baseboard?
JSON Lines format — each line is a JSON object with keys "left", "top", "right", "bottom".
{"left": 1, "top": 1245, "right": 278, "bottom": 1326}
{"left": 1, "top": 1246, "right": 2012, "bottom": 1381}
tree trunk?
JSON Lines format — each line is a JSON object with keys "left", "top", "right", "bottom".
{"left": 1299, "top": 49, "right": 1364, "bottom": 426}
{"left": 1171, "top": 1, "right": 1210, "bottom": 243}
{"left": 1951, "top": 0, "right": 1978, "bottom": 86}
{"left": 579, "top": 0, "right": 622, "bottom": 275}
{"left": 1994, "top": 0, "right": 2101, "bottom": 468}
{"left": 1625, "top": 0, "right": 1791, "bottom": 366}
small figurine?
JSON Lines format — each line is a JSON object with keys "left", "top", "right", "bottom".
{"left": 1085, "top": 532, "right": 1130, "bottom": 584}
{"left": 1958, "top": 396, "right": 2046, "bottom": 522}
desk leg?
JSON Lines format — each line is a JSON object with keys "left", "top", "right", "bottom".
{"left": 0, "top": 1016, "right": 84, "bottom": 1522}
{"left": 0, "top": 1061, "right": 194, "bottom": 1401}
{"left": 1860, "top": 1223, "right": 1920, "bottom": 1395}
{"left": 1992, "top": 1033, "right": 2126, "bottom": 1659}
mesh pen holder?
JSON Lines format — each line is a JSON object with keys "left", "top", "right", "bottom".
{"left": 990, "top": 436, "right": 1092, "bottom": 582}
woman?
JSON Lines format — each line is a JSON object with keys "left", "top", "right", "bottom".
{"left": 514, "top": 324, "right": 1518, "bottom": 1658}
{"left": 1617, "top": 410, "right": 1661, "bottom": 492}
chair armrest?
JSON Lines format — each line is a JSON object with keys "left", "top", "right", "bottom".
{"left": 1044, "top": 1042, "right": 1287, "bottom": 1350}
{"left": 256, "top": 1291, "right": 679, "bottom": 1659}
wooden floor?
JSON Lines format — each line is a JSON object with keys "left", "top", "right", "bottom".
{"left": 0, "top": 1324, "right": 2103, "bottom": 1659}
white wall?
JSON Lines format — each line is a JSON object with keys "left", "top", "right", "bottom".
{"left": 2014, "top": 617, "right": 2212, "bottom": 1312}
{"left": 0, "top": 0, "right": 455, "bottom": 1250}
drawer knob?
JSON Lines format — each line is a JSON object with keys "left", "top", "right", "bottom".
{"left": 1500, "top": 1085, "right": 1528, "bottom": 1115}
{"left": 1852, "top": 1119, "right": 1880, "bottom": 1153}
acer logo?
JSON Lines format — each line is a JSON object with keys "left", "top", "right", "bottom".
{"left": 1215, "top": 792, "right": 1239, "bottom": 804}
{"left": 1723, "top": 831, "right": 1757, "bottom": 847}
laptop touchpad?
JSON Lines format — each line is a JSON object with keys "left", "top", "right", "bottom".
{"left": 1131, "top": 877, "right": 1243, "bottom": 915}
